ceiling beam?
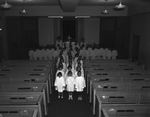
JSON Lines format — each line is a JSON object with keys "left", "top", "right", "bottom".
{"left": 59, "top": 0, "right": 79, "bottom": 12}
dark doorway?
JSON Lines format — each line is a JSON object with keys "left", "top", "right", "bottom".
{"left": 132, "top": 35, "right": 140, "bottom": 62}
{"left": 6, "top": 17, "right": 39, "bottom": 59}
{"left": 62, "top": 18, "right": 76, "bottom": 42}
{"left": 100, "top": 17, "right": 116, "bottom": 48}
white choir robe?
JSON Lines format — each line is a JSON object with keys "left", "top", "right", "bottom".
{"left": 29, "top": 50, "right": 34, "bottom": 60}
{"left": 79, "top": 49, "right": 84, "bottom": 59}
{"left": 75, "top": 76, "right": 86, "bottom": 92}
{"left": 85, "top": 49, "right": 89, "bottom": 59}
{"left": 66, "top": 76, "right": 75, "bottom": 92}
{"left": 102, "top": 49, "right": 107, "bottom": 59}
{"left": 36, "top": 49, "right": 40, "bottom": 60}
{"left": 91, "top": 50, "right": 96, "bottom": 59}
{"left": 43, "top": 50, "right": 48, "bottom": 60}
{"left": 62, "top": 62, "right": 67, "bottom": 73}
{"left": 54, "top": 76, "right": 66, "bottom": 92}
{"left": 56, "top": 58, "right": 60, "bottom": 68}
{"left": 99, "top": 48, "right": 104, "bottom": 59}
{"left": 106, "top": 50, "right": 112, "bottom": 59}
{"left": 88, "top": 48, "right": 92, "bottom": 59}
{"left": 71, "top": 51, "right": 75, "bottom": 58}
{"left": 112, "top": 50, "right": 118, "bottom": 60}
{"left": 50, "top": 49, "right": 54, "bottom": 59}
{"left": 94, "top": 49, "right": 99, "bottom": 59}
{"left": 53, "top": 50, "right": 59, "bottom": 59}
{"left": 33, "top": 51, "right": 38, "bottom": 60}
{"left": 47, "top": 49, "right": 52, "bottom": 60}
{"left": 75, "top": 60, "right": 83, "bottom": 69}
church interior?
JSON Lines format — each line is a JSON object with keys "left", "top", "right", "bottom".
{"left": 0, "top": 0, "right": 150, "bottom": 117}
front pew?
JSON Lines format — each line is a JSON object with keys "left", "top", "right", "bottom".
{"left": 0, "top": 83, "right": 48, "bottom": 115}
{"left": 95, "top": 92, "right": 150, "bottom": 117}
{"left": 0, "top": 94, "right": 43, "bottom": 117}
{"left": 0, "top": 108, "right": 38, "bottom": 117}
{"left": 101, "top": 104, "right": 150, "bottom": 117}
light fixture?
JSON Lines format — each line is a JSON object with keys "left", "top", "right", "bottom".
{"left": 114, "top": 2, "right": 126, "bottom": 10}
{"left": 20, "top": 9, "right": 27, "bottom": 14}
{"left": 0, "top": 28, "right": 2, "bottom": 31}
{"left": 101, "top": 0, "right": 109, "bottom": 15}
{"left": 48, "top": 16, "right": 63, "bottom": 18}
{"left": 1, "top": 1, "right": 12, "bottom": 9}
{"left": 75, "top": 16, "right": 90, "bottom": 18}
{"left": 19, "top": 0, "right": 28, "bottom": 14}
{"left": 101, "top": 9, "right": 109, "bottom": 14}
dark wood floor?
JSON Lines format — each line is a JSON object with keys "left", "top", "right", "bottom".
{"left": 45, "top": 88, "right": 94, "bottom": 117}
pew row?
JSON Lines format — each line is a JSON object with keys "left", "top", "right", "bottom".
{"left": 95, "top": 92, "right": 150, "bottom": 116}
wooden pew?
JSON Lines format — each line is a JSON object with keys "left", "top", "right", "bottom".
{"left": 0, "top": 60, "right": 53, "bottom": 94}
{"left": 0, "top": 67, "right": 52, "bottom": 95}
{"left": 101, "top": 104, "right": 150, "bottom": 117}
{"left": 95, "top": 92, "right": 150, "bottom": 117}
{"left": 90, "top": 81, "right": 129, "bottom": 103}
{"left": 0, "top": 72, "right": 50, "bottom": 99}
{"left": 91, "top": 81, "right": 150, "bottom": 104}
{"left": 88, "top": 69, "right": 149, "bottom": 94}
{"left": 0, "top": 83, "right": 48, "bottom": 115}
{"left": 87, "top": 71, "right": 122, "bottom": 94}
{"left": 0, "top": 94, "right": 43, "bottom": 117}
{"left": 92, "top": 82, "right": 150, "bottom": 115}
{"left": 0, "top": 108, "right": 38, "bottom": 117}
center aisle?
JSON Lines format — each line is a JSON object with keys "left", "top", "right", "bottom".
{"left": 46, "top": 88, "right": 94, "bottom": 117}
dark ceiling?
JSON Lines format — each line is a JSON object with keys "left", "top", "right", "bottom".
{"left": 1, "top": 0, "right": 150, "bottom": 14}
{"left": 0, "top": 0, "right": 149, "bottom": 6}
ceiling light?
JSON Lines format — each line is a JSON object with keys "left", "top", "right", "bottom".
{"left": 48, "top": 16, "right": 63, "bottom": 18}
{"left": 101, "top": 0, "right": 109, "bottom": 15}
{"left": 101, "top": 9, "right": 109, "bottom": 14}
{"left": 1, "top": 1, "right": 12, "bottom": 9}
{"left": 19, "top": 0, "right": 28, "bottom": 15}
{"left": 114, "top": 2, "right": 126, "bottom": 10}
{"left": 20, "top": 9, "right": 28, "bottom": 14}
{"left": 75, "top": 16, "right": 90, "bottom": 18}
{"left": 0, "top": 28, "right": 2, "bottom": 31}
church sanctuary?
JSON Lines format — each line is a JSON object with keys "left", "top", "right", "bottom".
{"left": 0, "top": 0, "right": 150, "bottom": 117}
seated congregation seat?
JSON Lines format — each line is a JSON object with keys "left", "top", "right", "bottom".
{"left": 0, "top": 94, "right": 43, "bottom": 117}
{"left": 101, "top": 105, "right": 150, "bottom": 117}
{"left": 0, "top": 107, "right": 38, "bottom": 117}
{"left": 0, "top": 83, "right": 48, "bottom": 115}
{"left": 95, "top": 92, "right": 150, "bottom": 117}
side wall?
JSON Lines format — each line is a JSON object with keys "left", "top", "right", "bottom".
{"left": 130, "top": 13, "right": 150, "bottom": 68}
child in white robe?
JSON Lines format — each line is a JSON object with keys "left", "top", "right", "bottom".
{"left": 65, "top": 65, "right": 75, "bottom": 79}
{"left": 55, "top": 65, "right": 65, "bottom": 79}
{"left": 54, "top": 72, "right": 66, "bottom": 98}
{"left": 75, "top": 71, "right": 86, "bottom": 100}
{"left": 74, "top": 65, "right": 84, "bottom": 78}
{"left": 29, "top": 49, "right": 34, "bottom": 60}
{"left": 112, "top": 49, "right": 118, "bottom": 60}
{"left": 65, "top": 71, "right": 75, "bottom": 100}
{"left": 106, "top": 49, "right": 112, "bottom": 59}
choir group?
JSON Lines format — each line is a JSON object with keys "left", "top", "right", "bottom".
{"left": 54, "top": 41, "right": 86, "bottom": 100}
{"left": 29, "top": 40, "right": 118, "bottom": 61}
{"left": 28, "top": 39, "right": 118, "bottom": 100}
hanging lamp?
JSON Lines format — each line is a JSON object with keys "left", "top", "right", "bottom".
{"left": 114, "top": 1, "right": 126, "bottom": 10}
{"left": 19, "top": 0, "right": 28, "bottom": 14}
{"left": 101, "top": 0, "right": 109, "bottom": 14}
{"left": 1, "top": 1, "right": 12, "bottom": 9}
{"left": 101, "top": 9, "right": 109, "bottom": 14}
